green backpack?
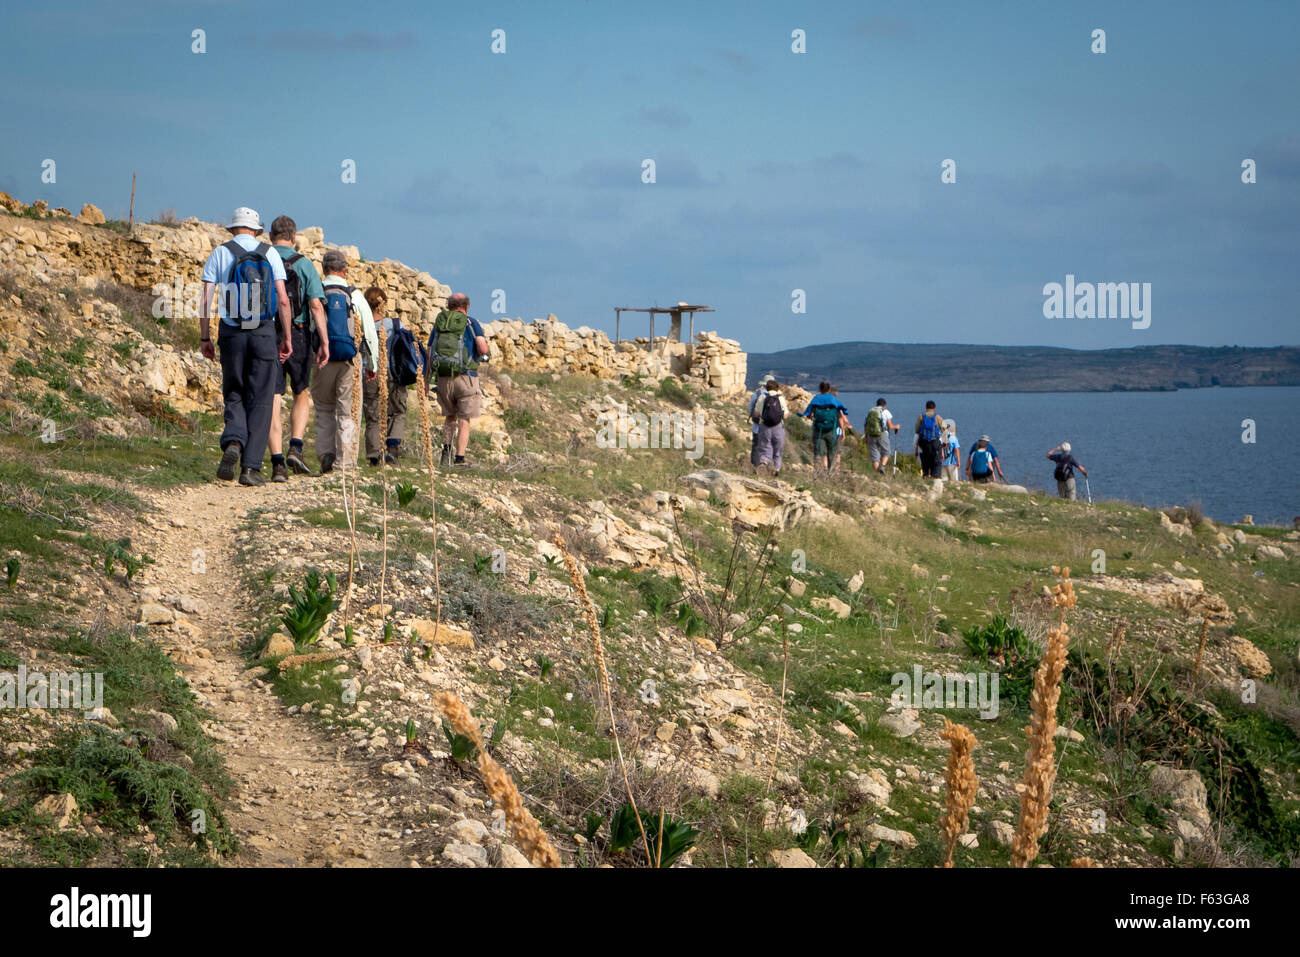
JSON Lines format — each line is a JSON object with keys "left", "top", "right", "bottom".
{"left": 865, "top": 407, "right": 884, "bottom": 436}
{"left": 429, "top": 309, "right": 478, "bottom": 377}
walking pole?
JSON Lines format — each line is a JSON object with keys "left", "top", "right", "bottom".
{"left": 1085, "top": 476, "right": 1093, "bottom": 506}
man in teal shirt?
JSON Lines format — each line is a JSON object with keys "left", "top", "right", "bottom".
{"left": 267, "top": 215, "right": 329, "bottom": 480}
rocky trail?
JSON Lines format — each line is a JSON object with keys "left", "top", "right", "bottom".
{"left": 136, "top": 479, "right": 408, "bottom": 868}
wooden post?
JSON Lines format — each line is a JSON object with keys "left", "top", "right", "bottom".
{"left": 615, "top": 308, "right": 620, "bottom": 343}
{"left": 127, "top": 172, "right": 136, "bottom": 228}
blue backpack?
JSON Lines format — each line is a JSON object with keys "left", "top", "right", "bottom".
{"left": 920, "top": 413, "right": 942, "bottom": 442}
{"left": 222, "top": 240, "right": 276, "bottom": 326}
{"left": 322, "top": 285, "right": 358, "bottom": 362}
{"left": 971, "top": 446, "right": 992, "bottom": 475}
{"left": 387, "top": 318, "right": 425, "bottom": 386}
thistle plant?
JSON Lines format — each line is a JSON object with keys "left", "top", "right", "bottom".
{"left": 938, "top": 719, "right": 979, "bottom": 868}
{"left": 1011, "top": 567, "right": 1077, "bottom": 868}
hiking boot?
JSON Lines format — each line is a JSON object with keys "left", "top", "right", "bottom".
{"left": 217, "top": 442, "right": 242, "bottom": 481}
{"left": 286, "top": 450, "right": 312, "bottom": 475}
{"left": 272, "top": 461, "right": 288, "bottom": 483}
{"left": 239, "top": 468, "right": 266, "bottom": 487}
{"left": 384, "top": 451, "right": 398, "bottom": 465}
{"left": 320, "top": 453, "right": 335, "bottom": 474}
{"left": 453, "top": 455, "right": 470, "bottom": 468}
{"left": 368, "top": 456, "right": 380, "bottom": 467}
{"left": 439, "top": 444, "right": 452, "bottom": 467}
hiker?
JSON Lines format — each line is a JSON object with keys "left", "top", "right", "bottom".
{"left": 426, "top": 292, "right": 489, "bottom": 467}
{"left": 748, "top": 375, "right": 775, "bottom": 466}
{"left": 361, "top": 286, "right": 420, "bottom": 465}
{"left": 799, "top": 381, "right": 850, "bottom": 471}
{"left": 913, "top": 400, "right": 947, "bottom": 479}
{"left": 753, "top": 378, "right": 788, "bottom": 477}
{"left": 310, "top": 250, "right": 378, "bottom": 473}
{"left": 1047, "top": 442, "right": 1088, "bottom": 500}
{"left": 199, "top": 206, "right": 293, "bottom": 486}
{"left": 966, "top": 434, "right": 1004, "bottom": 484}
{"left": 831, "top": 386, "right": 852, "bottom": 470}
{"left": 942, "top": 420, "right": 962, "bottom": 483}
{"left": 864, "top": 397, "right": 900, "bottom": 473}
{"left": 266, "top": 215, "right": 328, "bottom": 481}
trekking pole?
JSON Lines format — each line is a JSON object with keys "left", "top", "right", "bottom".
{"left": 1085, "top": 476, "right": 1093, "bottom": 506}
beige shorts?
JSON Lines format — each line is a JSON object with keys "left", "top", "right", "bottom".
{"left": 435, "top": 374, "right": 482, "bottom": 420}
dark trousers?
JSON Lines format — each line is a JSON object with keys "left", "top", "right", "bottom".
{"left": 919, "top": 437, "right": 943, "bottom": 478}
{"left": 218, "top": 322, "right": 279, "bottom": 470}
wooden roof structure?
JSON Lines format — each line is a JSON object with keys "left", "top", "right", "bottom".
{"left": 613, "top": 303, "right": 715, "bottom": 344}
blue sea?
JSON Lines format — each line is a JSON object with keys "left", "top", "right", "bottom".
{"left": 836, "top": 387, "right": 1300, "bottom": 526}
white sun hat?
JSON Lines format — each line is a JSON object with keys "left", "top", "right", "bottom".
{"left": 227, "top": 206, "right": 262, "bottom": 231}
{"left": 1062, "top": 442, "right": 1072, "bottom": 452}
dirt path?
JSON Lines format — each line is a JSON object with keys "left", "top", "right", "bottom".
{"left": 136, "top": 480, "right": 408, "bottom": 868}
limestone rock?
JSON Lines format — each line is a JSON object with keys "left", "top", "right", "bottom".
{"left": 1229, "top": 636, "right": 1271, "bottom": 678}
{"left": 34, "top": 793, "right": 78, "bottom": 829}
{"left": 681, "top": 469, "right": 831, "bottom": 530}
{"left": 769, "top": 847, "right": 818, "bottom": 868}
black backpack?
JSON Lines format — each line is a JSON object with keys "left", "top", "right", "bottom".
{"left": 281, "top": 252, "right": 305, "bottom": 326}
{"left": 761, "top": 393, "right": 784, "bottom": 427}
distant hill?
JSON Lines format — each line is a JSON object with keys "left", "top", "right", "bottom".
{"left": 747, "top": 342, "right": 1300, "bottom": 393}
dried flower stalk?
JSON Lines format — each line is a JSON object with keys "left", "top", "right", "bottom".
{"left": 377, "top": 319, "right": 389, "bottom": 614}
{"left": 435, "top": 691, "right": 560, "bottom": 867}
{"left": 1106, "top": 619, "right": 1128, "bottom": 660}
{"left": 938, "top": 718, "right": 979, "bottom": 868}
{"left": 554, "top": 536, "right": 653, "bottom": 865}
{"left": 1011, "top": 566, "right": 1076, "bottom": 868}
{"left": 1192, "top": 617, "right": 1209, "bottom": 685}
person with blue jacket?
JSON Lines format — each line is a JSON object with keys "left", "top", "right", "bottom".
{"left": 799, "top": 381, "right": 850, "bottom": 471}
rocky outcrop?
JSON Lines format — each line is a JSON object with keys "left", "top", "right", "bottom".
{"left": 680, "top": 469, "right": 832, "bottom": 530}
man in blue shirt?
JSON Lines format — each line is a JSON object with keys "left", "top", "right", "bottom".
{"left": 199, "top": 207, "right": 293, "bottom": 486}
{"left": 798, "top": 381, "right": 850, "bottom": 471}
{"left": 965, "top": 435, "right": 1004, "bottom": 484}
{"left": 1047, "top": 442, "right": 1088, "bottom": 500}
{"left": 427, "top": 293, "right": 489, "bottom": 466}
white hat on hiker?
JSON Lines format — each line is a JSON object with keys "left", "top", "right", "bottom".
{"left": 227, "top": 207, "right": 262, "bottom": 231}
{"left": 1062, "top": 442, "right": 1072, "bottom": 452}
{"left": 945, "top": 420, "right": 956, "bottom": 432}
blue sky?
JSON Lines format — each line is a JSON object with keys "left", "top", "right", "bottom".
{"left": 1, "top": 0, "right": 1296, "bottom": 350}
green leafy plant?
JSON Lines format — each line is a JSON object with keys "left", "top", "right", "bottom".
{"left": 472, "top": 552, "right": 492, "bottom": 576}
{"left": 103, "top": 538, "right": 149, "bottom": 581}
{"left": 962, "top": 614, "right": 1042, "bottom": 704}
{"left": 543, "top": 554, "right": 560, "bottom": 567}
{"left": 395, "top": 482, "right": 418, "bottom": 509}
{"left": 583, "top": 811, "right": 604, "bottom": 842}
{"left": 535, "top": 654, "right": 554, "bottom": 679}
{"left": 850, "top": 841, "right": 892, "bottom": 868}
{"left": 382, "top": 622, "right": 395, "bottom": 644}
{"left": 281, "top": 569, "right": 339, "bottom": 646}
{"left": 405, "top": 719, "right": 418, "bottom": 744}
{"left": 440, "top": 719, "right": 503, "bottom": 764}
{"left": 528, "top": 570, "right": 538, "bottom": 586}
{"left": 601, "top": 605, "right": 615, "bottom": 631}
{"left": 607, "top": 803, "right": 699, "bottom": 867}
{"left": 341, "top": 624, "right": 356, "bottom": 647}
{"left": 4, "top": 558, "right": 18, "bottom": 588}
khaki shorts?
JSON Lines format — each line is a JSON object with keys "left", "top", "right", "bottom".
{"left": 435, "top": 374, "right": 482, "bottom": 420}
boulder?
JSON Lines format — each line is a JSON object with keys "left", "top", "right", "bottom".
{"left": 769, "top": 847, "right": 818, "bottom": 868}
{"left": 261, "top": 633, "right": 295, "bottom": 658}
{"left": 34, "top": 793, "right": 78, "bottom": 829}
{"left": 811, "top": 596, "right": 851, "bottom": 619}
{"left": 1256, "top": 544, "right": 1286, "bottom": 561}
{"left": 407, "top": 620, "right": 475, "bottom": 648}
{"left": 878, "top": 709, "right": 921, "bottom": 738}
{"left": 77, "top": 203, "right": 106, "bottom": 225}
{"left": 681, "top": 469, "right": 832, "bottom": 530}
{"left": 1229, "top": 636, "right": 1271, "bottom": 678}
{"left": 867, "top": 823, "right": 917, "bottom": 850}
